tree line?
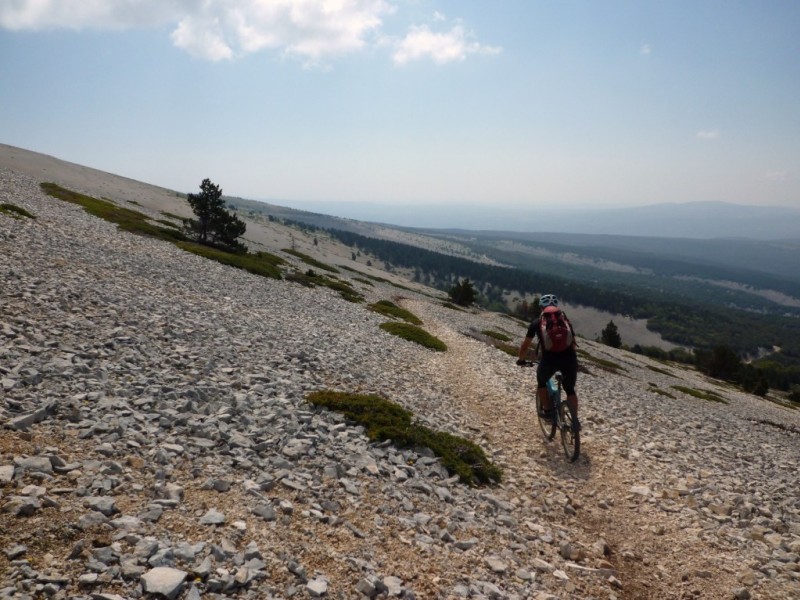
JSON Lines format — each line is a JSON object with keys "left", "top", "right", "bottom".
{"left": 319, "top": 226, "right": 800, "bottom": 393}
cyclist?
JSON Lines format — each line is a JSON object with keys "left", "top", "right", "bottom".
{"left": 516, "top": 293, "right": 581, "bottom": 431}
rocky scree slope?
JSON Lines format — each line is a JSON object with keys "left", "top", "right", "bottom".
{"left": 1, "top": 169, "right": 799, "bottom": 599}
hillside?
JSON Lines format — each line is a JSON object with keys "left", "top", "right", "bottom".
{"left": 2, "top": 158, "right": 800, "bottom": 598}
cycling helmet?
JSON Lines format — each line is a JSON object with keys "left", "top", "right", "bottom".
{"left": 539, "top": 293, "right": 559, "bottom": 308}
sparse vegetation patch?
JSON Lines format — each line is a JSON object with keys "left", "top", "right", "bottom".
{"left": 482, "top": 329, "right": 512, "bottom": 342}
{"left": 178, "top": 243, "right": 284, "bottom": 279}
{"left": 441, "top": 302, "right": 465, "bottom": 312}
{"left": 647, "top": 365, "right": 674, "bottom": 376}
{"left": 41, "top": 182, "right": 285, "bottom": 279}
{"left": 307, "top": 390, "right": 502, "bottom": 485}
{"left": 369, "top": 300, "right": 422, "bottom": 325}
{"left": 671, "top": 385, "right": 729, "bottom": 404}
{"left": 379, "top": 322, "right": 447, "bottom": 351}
{"left": 649, "top": 387, "right": 676, "bottom": 399}
{"left": 41, "top": 182, "right": 186, "bottom": 243}
{"left": 0, "top": 203, "right": 35, "bottom": 219}
{"left": 577, "top": 349, "right": 624, "bottom": 373}
{"left": 285, "top": 270, "right": 364, "bottom": 303}
{"left": 283, "top": 248, "right": 340, "bottom": 273}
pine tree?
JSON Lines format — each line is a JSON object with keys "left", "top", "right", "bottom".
{"left": 449, "top": 278, "right": 476, "bottom": 306}
{"left": 601, "top": 320, "right": 622, "bottom": 348}
{"left": 184, "top": 178, "right": 246, "bottom": 252}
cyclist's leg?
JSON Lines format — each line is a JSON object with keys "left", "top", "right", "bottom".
{"left": 536, "top": 357, "right": 556, "bottom": 413}
{"left": 560, "top": 351, "right": 580, "bottom": 429}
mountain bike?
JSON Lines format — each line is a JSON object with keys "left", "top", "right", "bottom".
{"left": 521, "top": 361, "right": 580, "bottom": 462}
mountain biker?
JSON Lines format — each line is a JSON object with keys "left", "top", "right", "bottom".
{"left": 516, "top": 293, "right": 581, "bottom": 431}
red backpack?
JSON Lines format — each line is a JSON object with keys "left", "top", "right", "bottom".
{"left": 539, "top": 308, "right": 574, "bottom": 353}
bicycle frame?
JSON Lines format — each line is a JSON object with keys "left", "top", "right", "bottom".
{"left": 538, "top": 371, "right": 580, "bottom": 462}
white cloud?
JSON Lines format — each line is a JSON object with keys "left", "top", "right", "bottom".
{"left": 393, "top": 24, "right": 501, "bottom": 65}
{"left": 0, "top": 0, "right": 395, "bottom": 62}
{"left": 696, "top": 129, "right": 720, "bottom": 140}
{"left": 1, "top": 0, "right": 501, "bottom": 65}
{"left": 640, "top": 43, "right": 651, "bottom": 55}
{"left": 765, "top": 170, "right": 788, "bottom": 181}
{"left": 0, "top": 0, "right": 186, "bottom": 30}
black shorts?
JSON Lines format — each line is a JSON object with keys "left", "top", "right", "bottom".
{"left": 536, "top": 349, "right": 578, "bottom": 396}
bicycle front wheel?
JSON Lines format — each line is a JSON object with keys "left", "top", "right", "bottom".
{"left": 559, "top": 403, "right": 580, "bottom": 462}
{"left": 536, "top": 391, "right": 557, "bottom": 441}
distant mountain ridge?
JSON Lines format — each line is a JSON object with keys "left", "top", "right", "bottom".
{"left": 275, "top": 199, "right": 800, "bottom": 241}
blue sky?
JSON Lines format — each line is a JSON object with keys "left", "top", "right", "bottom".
{"left": 1, "top": 1, "right": 798, "bottom": 211}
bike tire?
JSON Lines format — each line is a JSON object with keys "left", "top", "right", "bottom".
{"left": 536, "top": 391, "right": 557, "bottom": 441}
{"left": 558, "top": 403, "right": 580, "bottom": 462}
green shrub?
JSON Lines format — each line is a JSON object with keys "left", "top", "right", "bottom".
{"left": 160, "top": 210, "right": 185, "bottom": 221}
{"left": 482, "top": 329, "right": 512, "bottom": 342}
{"left": 285, "top": 270, "right": 364, "bottom": 303}
{"left": 283, "top": 248, "right": 340, "bottom": 273}
{"left": 380, "top": 322, "right": 446, "bottom": 351}
{"left": 178, "top": 243, "right": 284, "bottom": 279}
{"left": 647, "top": 365, "right": 674, "bottom": 376}
{"left": 0, "top": 203, "right": 35, "bottom": 219}
{"left": 494, "top": 343, "right": 519, "bottom": 357}
{"left": 577, "top": 349, "right": 624, "bottom": 373}
{"left": 41, "top": 182, "right": 186, "bottom": 243}
{"left": 441, "top": 302, "right": 465, "bottom": 311}
{"left": 307, "top": 390, "right": 502, "bottom": 485}
{"left": 671, "top": 385, "right": 728, "bottom": 404}
{"left": 369, "top": 300, "right": 422, "bottom": 325}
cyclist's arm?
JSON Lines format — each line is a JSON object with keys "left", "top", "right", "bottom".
{"left": 518, "top": 335, "right": 534, "bottom": 362}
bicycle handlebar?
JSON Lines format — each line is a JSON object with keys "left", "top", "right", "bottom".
{"left": 516, "top": 360, "right": 564, "bottom": 382}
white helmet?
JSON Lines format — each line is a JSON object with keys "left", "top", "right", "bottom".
{"left": 539, "top": 294, "right": 559, "bottom": 308}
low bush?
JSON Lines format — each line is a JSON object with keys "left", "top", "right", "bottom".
{"left": 0, "top": 203, "right": 35, "bottom": 219}
{"left": 283, "top": 248, "right": 340, "bottom": 273}
{"left": 671, "top": 385, "right": 728, "bottom": 404}
{"left": 285, "top": 270, "right": 364, "bottom": 303}
{"left": 41, "top": 183, "right": 186, "bottom": 243}
{"left": 482, "top": 329, "right": 512, "bottom": 342}
{"left": 369, "top": 300, "right": 422, "bottom": 325}
{"left": 646, "top": 365, "right": 674, "bottom": 376}
{"left": 178, "top": 243, "right": 284, "bottom": 279}
{"left": 379, "top": 322, "right": 446, "bottom": 351}
{"left": 577, "top": 349, "right": 624, "bottom": 373}
{"left": 441, "top": 302, "right": 465, "bottom": 311}
{"left": 307, "top": 390, "right": 502, "bottom": 485}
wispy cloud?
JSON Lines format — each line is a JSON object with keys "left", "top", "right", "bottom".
{"left": 393, "top": 24, "right": 501, "bottom": 65}
{"left": 640, "top": 43, "right": 651, "bottom": 55}
{"left": 696, "top": 129, "right": 720, "bottom": 140}
{"left": 765, "top": 170, "right": 788, "bottom": 181}
{"left": 0, "top": 0, "right": 498, "bottom": 66}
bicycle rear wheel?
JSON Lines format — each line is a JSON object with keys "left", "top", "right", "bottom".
{"left": 558, "top": 403, "right": 580, "bottom": 462}
{"left": 536, "top": 391, "right": 557, "bottom": 441}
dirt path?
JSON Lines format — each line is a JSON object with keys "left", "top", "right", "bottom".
{"left": 405, "top": 299, "right": 742, "bottom": 599}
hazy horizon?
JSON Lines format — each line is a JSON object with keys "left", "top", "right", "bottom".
{"left": 250, "top": 196, "right": 800, "bottom": 240}
{"left": 2, "top": 2, "right": 798, "bottom": 210}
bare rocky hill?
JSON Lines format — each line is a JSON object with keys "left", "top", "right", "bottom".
{"left": 1, "top": 158, "right": 799, "bottom": 600}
